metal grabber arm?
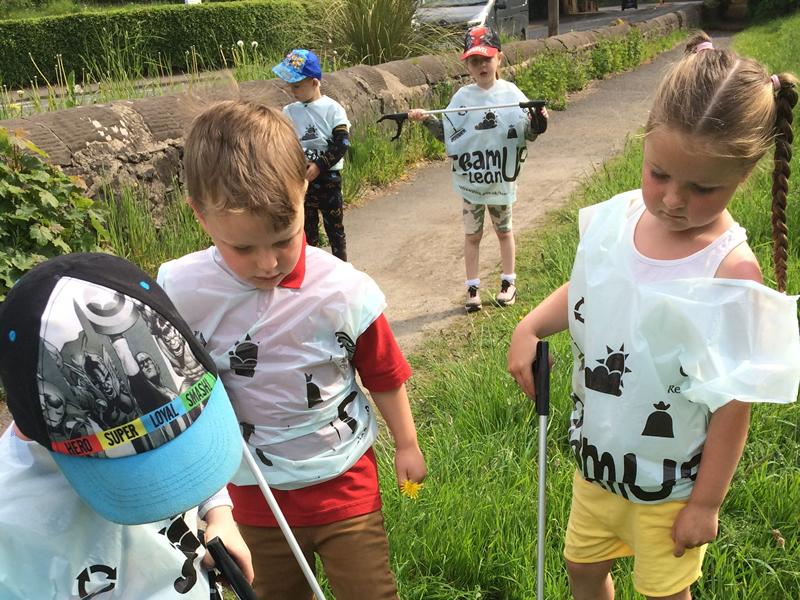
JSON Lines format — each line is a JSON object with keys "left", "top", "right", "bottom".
{"left": 377, "top": 100, "right": 548, "bottom": 141}
{"left": 533, "top": 340, "right": 551, "bottom": 600}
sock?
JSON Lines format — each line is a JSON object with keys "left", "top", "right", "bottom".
{"left": 501, "top": 273, "right": 516, "bottom": 284}
{"left": 465, "top": 278, "right": 481, "bottom": 289}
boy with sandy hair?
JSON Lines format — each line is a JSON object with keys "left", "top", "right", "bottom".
{"left": 158, "top": 100, "right": 426, "bottom": 600}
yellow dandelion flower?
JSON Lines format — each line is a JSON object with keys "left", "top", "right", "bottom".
{"left": 400, "top": 480, "right": 423, "bottom": 500}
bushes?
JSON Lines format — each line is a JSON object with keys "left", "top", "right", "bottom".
{"left": 0, "top": 0, "right": 312, "bottom": 88}
{"left": 0, "top": 128, "right": 108, "bottom": 300}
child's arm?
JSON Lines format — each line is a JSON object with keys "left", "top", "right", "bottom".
{"left": 671, "top": 400, "right": 751, "bottom": 557}
{"left": 408, "top": 109, "right": 445, "bottom": 141}
{"left": 352, "top": 313, "right": 426, "bottom": 485}
{"left": 307, "top": 123, "right": 350, "bottom": 182}
{"left": 507, "top": 282, "right": 570, "bottom": 398}
{"left": 371, "top": 385, "right": 427, "bottom": 485}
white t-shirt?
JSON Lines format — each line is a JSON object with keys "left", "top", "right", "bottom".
{"left": 283, "top": 95, "right": 350, "bottom": 171}
{"left": 0, "top": 428, "right": 212, "bottom": 599}
{"left": 443, "top": 79, "right": 529, "bottom": 205}
{"left": 567, "top": 191, "right": 800, "bottom": 503}
{"left": 157, "top": 246, "right": 386, "bottom": 490}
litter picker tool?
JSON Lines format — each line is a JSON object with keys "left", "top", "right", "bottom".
{"left": 378, "top": 100, "right": 547, "bottom": 141}
{"left": 241, "top": 440, "right": 327, "bottom": 600}
{"left": 533, "top": 340, "right": 550, "bottom": 600}
{"left": 206, "top": 536, "right": 259, "bottom": 600}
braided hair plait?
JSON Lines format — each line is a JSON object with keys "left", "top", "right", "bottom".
{"left": 771, "top": 75, "right": 798, "bottom": 292}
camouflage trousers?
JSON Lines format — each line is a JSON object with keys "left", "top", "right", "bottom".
{"left": 306, "top": 171, "right": 347, "bottom": 261}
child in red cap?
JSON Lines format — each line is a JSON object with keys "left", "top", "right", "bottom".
{"left": 410, "top": 25, "right": 548, "bottom": 312}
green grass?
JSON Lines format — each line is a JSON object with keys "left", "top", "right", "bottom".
{"left": 0, "top": 0, "right": 173, "bottom": 20}
{"left": 373, "top": 17, "right": 800, "bottom": 600}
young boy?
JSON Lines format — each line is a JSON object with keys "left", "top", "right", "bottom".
{"left": 272, "top": 48, "right": 352, "bottom": 261}
{"left": 158, "top": 100, "right": 427, "bottom": 599}
{"left": 0, "top": 252, "right": 253, "bottom": 598}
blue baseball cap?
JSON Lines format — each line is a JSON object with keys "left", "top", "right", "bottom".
{"left": 272, "top": 49, "right": 323, "bottom": 83}
{"left": 0, "top": 253, "right": 243, "bottom": 525}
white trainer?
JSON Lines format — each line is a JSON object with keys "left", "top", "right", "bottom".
{"left": 495, "top": 280, "right": 516, "bottom": 307}
{"left": 465, "top": 285, "right": 482, "bottom": 313}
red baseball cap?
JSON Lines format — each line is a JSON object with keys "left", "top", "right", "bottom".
{"left": 461, "top": 26, "right": 501, "bottom": 60}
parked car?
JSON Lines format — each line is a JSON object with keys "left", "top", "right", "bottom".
{"left": 414, "top": 0, "right": 529, "bottom": 39}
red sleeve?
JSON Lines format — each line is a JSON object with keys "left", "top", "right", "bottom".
{"left": 352, "top": 314, "right": 411, "bottom": 392}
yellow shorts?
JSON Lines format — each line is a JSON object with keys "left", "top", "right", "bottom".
{"left": 564, "top": 471, "right": 706, "bottom": 597}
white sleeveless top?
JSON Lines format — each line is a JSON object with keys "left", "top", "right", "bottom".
{"left": 567, "top": 190, "right": 799, "bottom": 503}
{"left": 625, "top": 199, "right": 747, "bottom": 282}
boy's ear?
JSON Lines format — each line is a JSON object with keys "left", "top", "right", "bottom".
{"left": 186, "top": 196, "right": 209, "bottom": 228}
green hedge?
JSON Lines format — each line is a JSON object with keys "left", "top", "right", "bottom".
{"left": 0, "top": 0, "right": 312, "bottom": 88}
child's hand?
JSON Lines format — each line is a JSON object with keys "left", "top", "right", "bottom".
{"left": 395, "top": 443, "right": 427, "bottom": 487}
{"left": 529, "top": 106, "right": 549, "bottom": 135}
{"left": 306, "top": 162, "right": 321, "bottom": 182}
{"left": 407, "top": 109, "right": 429, "bottom": 122}
{"left": 671, "top": 502, "right": 719, "bottom": 557}
{"left": 202, "top": 506, "right": 255, "bottom": 583}
{"left": 508, "top": 328, "right": 542, "bottom": 399}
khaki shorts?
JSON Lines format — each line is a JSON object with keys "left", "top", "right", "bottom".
{"left": 564, "top": 471, "right": 706, "bottom": 597}
{"left": 462, "top": 200, "right": 513, "bottom": 235}
{"left": 238, "top": 510, "right": 398, "bottom": 600}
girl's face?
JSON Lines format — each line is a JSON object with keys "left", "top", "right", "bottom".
{"left": 641, "top": 128, "right": 751, "bottom": 235}
{"left": 465, "top": 54, "right": 501, "bottom": 89}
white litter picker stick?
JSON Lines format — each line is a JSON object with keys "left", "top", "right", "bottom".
{"left": 377, "top": 100, "right": 547, "bottom": 140}
{"left": 241, "top": 441, "right": 327, "bottom": 600}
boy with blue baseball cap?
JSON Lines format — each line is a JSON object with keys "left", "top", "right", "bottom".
{"left": 0, "top": 253, "right": 253, "bottom": 598}
{"left": 273, "top": 49, "right": 352, "bottom": 261}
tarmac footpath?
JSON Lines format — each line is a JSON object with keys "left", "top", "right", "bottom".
{"left": 345, "top": 33, "right": 732, "bottom": 353}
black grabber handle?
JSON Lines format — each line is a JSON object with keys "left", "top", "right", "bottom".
{"left": 533, "top": 340, "right": 550, "bottom": 417}
{"left": 207, "top": 537, "right": 259, "bottom": 600}
{"left": 521, "top": 101, "right": 548, "bottom": 135}
{"left": 376, "top": 112, "right": 408, "bottom": 141}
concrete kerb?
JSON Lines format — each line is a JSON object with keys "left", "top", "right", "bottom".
{"left": 0, "top": 4, "right": 701, "bottom": 205}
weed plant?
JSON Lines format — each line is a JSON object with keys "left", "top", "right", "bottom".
{"left": 310, "top": 0, "right": 460, "bottom": 65}
{"left": 102, "top": 182, "right": 209, "bottom": 276}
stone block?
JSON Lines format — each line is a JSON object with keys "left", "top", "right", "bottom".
{"left": 2, "top": 119, "right": 72, "bottom": 166}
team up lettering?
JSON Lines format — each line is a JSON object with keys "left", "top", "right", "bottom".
{"left": 451, "top": 146, "right": 526, "bottom": 184}
{"left": 104, "top": 424, "right": 139, "bottom": 447}
{"left": 570, "top": 434, "right": 702, "bottom": 502}
{"left": 147, "top": 403, "right": 180, "bottom": 429}
{"left": 184, "top": 375, "right": 213, "bottom": 409}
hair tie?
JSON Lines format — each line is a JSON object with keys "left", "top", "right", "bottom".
{"left": 694, "top": 41, "right": 714, "bottom": 52}
{"left": 771, "top": 74, "right": 781, "bottom": 91}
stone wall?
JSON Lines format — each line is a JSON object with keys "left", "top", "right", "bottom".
{"left": 0, "top": 6, "right": 701, "bottom": 205}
